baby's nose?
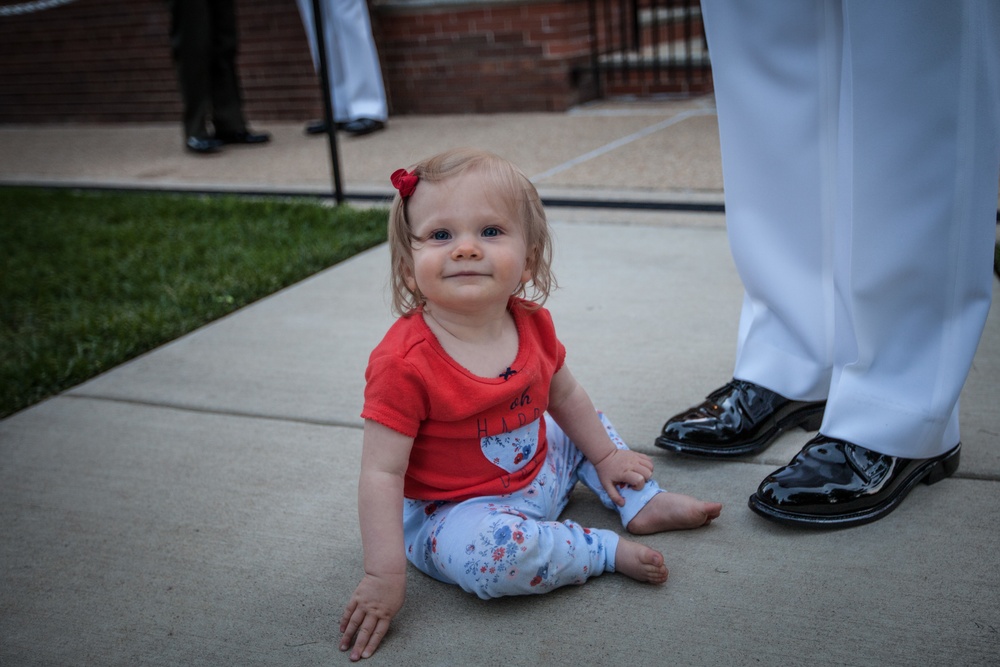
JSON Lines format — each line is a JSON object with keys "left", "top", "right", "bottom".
{"left": 452, "top": 239, "right": 482, "bottom": 259}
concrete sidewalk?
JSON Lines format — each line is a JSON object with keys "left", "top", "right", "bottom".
{"left": 0, "top": 97, "right": 724, "bottom": 206}
{"left": 2, "top": 100, "right": 999, "bottom": 666}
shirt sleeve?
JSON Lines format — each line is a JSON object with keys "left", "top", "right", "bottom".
{"left": 532, "top": 304, "right": 567, "bottom": 374}
{"left": 361, "top": 352, "right": 429, "bottom": 438}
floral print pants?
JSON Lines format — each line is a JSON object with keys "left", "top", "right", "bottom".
{"left": 403, "top": 413, "right": 663, "bottom": 599}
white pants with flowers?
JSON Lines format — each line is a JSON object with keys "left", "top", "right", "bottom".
{"left": 402, "top": 413, "right": 663, "bottom": 599}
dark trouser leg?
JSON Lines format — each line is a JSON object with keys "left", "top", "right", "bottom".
{"left": 206, "top": 0, "right": 247, "bottom": 135}
{"left": 169, "top": 0, "right": 213, "bottom": 139}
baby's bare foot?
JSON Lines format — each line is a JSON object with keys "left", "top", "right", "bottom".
{"left": 615, "top": 539, "right": 668, "bottom": 584}
{"left": 627, "top": 492, "right": 723, "bottom": 535}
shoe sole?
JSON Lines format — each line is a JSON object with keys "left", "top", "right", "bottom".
{"left": 185, "top": 144, "right": 221, "bottom": 154}
{"left": 654, "top": 403, "right": 825, "bottom": 458}
{"left": 747, "top": 443, "right": 961, "bottom": 528}
{"left": 344, "top": 126, "right": 384, "bottom": 137}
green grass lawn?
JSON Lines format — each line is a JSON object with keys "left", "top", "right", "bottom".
{"left": 1, "top": 187, "right": 388, "bottom": 419}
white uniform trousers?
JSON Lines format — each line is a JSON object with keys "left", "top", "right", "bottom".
{"left": 296, "top": 0, "right": 388, "bottom": 122}
{"left": 403, "top": 414, "right": 663, "bottom": 600}
{"left": 701, "top": 0, "right": 1000, "bottom": 458}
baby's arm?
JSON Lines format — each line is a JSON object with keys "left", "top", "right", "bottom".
{"left": 339, "top": 419, "right": 413, "bottom": 661}
{"left": 547, "top": 364, "right": 653, "bottom": 506}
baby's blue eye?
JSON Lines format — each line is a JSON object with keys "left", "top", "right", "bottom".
{"left": 482, "top": 227, "right": 501, "bottom": 238}
{"left": 431, "top": 230, "right": 451, "bottom": 241}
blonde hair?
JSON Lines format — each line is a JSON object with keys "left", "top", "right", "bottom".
{"left": 387, "top": 147, "right": 555, "bottom": 316}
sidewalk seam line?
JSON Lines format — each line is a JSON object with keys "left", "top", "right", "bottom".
{"left": 63, "top": 392, "right": 363, "bottom": 430}
{"left": 529, "top": 108, "right": 716, "bottom": 183}
{"left": 52, "top": 395, "right": 1000, "bottom": 483}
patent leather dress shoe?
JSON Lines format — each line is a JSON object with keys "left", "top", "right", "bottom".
{"left": 341, "top": 118, "right": 385, "bottom": 136}
{"left": 655, "top": 379, "right": 825, "bottom": 457}
{"left": 749, "top": 435, "right": 961, "bottom": 528}
{"left": 185, "top": 136, "right": 223, "bottom": 154}
{"left": 216, "top": 129, "right": 271, "bottom": 145}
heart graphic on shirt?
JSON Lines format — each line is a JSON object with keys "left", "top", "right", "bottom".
{"left": 481, "top": 420, "right": 539, "bottom": 473}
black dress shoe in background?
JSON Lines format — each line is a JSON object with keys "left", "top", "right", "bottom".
{"left": 655, "top": 379, "right": 825, "bottom": 457}
{"left": 216, "top": 129, "right": 271, "bottom": 145}
{"left": 341, "top": 118, "right": 385, "bottom": 136}
{"left": 186, "top": 136, "right": 223, "bottom": 154}
{"left": 748, "top": 435, "right": 961, "bottom": 528}
{"left": 305, "top": 119, "right": 385, "bottom": 136}
{"left": 305, "top": 119, "right": 329, "bottom": 135}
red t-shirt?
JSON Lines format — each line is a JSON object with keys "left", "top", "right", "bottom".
{"left": 361, "top": 298, "right": 566, "bottom": 501}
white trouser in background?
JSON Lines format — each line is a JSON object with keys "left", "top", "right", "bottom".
{"left": 295, "top": 0, "right": 388, "bottom": 123}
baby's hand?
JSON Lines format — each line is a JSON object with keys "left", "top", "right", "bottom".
{"left": 339, "top": 572, "right": 406, "bottom": 661}
{"left": 594, "top": 448, "right": 654, "bottom": 506}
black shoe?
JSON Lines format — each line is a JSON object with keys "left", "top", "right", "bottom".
{"left": 216, "top": 129, "right": 270, "bottom": 145}
{"left": 186, "top": 136, "right": 223, "bottom": 154}
{"left": 749, "top": 435, "right": 961, "bottom": 528}
{"left": 655, "top": 379, "right": 825, "bottom": 457}
{"left": 305, "top": 119, "right": 329, "bottom": 135}
{"left": 341, "top": 118, "right": 385, "bottom": 136}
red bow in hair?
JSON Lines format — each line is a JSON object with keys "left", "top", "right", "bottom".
{"left": 390, "top": 168, "right": 419, "bottom": 198}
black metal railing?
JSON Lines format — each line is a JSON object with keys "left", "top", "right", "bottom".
{"left": 588, "top": 0, "right": 711, "bottom": 98}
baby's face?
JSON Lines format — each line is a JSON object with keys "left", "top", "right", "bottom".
{"left": 404, "top": 169, "right": 532, "bottom": 315}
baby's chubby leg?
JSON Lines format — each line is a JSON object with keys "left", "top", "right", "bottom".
{"left": 575, "top": 414, "right": 722, "bottom": 534}
{"left": 403, "top": 444, "right": 629, "bottom": 599}
{"left": 414, "top": 498, "right": 620, "bottom": 599}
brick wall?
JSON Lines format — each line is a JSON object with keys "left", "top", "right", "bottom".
{"left": 0, "top": 0, "right": 323, "bottom": 124}
{"left": 373, "top": 0, "right": 597, "bottom": 114}
{"left": 0, "top": 0, "right": 604, "bottom": 123}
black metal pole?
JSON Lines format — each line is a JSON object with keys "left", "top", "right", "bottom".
{"left": 588, "top": 0, "right": 601, "bottom": 99}
{"left": 310, "top": 0, "right": 344, "bottom": 204}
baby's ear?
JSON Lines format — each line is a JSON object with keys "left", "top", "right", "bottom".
{"left": 403, "top": 266, "right": 418, "bottom": 294}
{"left": 521, "top": 249, "right": 536, "bottom": 285}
